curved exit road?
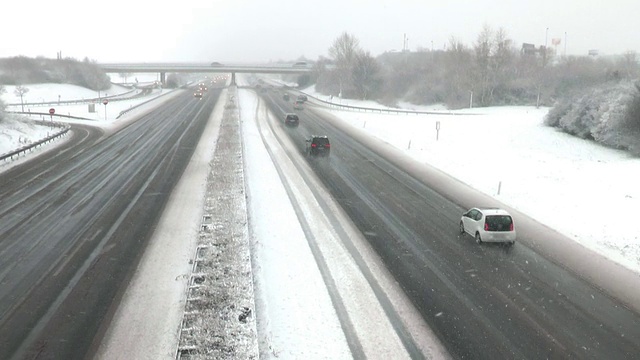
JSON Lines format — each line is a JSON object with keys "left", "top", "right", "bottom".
{"left": 0, "top": 88, "right": 221, "bottom": 359}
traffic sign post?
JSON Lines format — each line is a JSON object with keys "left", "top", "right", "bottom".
{"left": 102, "top": 99, "right": 108, "bottom": 121}
{"left": 436, "top": 121, "right": 441, "bottom": 141}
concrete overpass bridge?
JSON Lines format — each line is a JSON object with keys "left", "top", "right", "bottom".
{"left": 98, "top": 62, "right": 313, "bottom": 85}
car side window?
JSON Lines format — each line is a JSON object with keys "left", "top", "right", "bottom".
{"left": 475, "top": 212, "right": 483, "bottom": 221}
{"left": 468, "top": 209, "right": 478, "bottom": 220}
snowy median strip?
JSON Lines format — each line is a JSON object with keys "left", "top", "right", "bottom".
{"left": 175, "top": 86, "right": 258, "bottom": 359}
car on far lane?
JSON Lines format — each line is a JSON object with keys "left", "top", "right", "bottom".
{"left": 283, "top": 113, "right": 299, "bottom": 127}
{"left": 460, "top": 207, "right": 516, "bottom": 245}
{"left": 293, "top": 100, "right": 304, "bottom": 110}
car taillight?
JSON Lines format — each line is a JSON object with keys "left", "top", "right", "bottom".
{"left": 484, "top": 222, "right": 489, "bottom": 231}
{"left": 325, "top": 144, "right": 330, "bottom": 148}
{"left": 311, "top": 144, "right": 317, "bottom": 148}
{"left": 509, "top": 223, "right": 514, "bottom": 231}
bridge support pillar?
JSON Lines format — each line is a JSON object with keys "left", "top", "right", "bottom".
{"left": 231, "top": 72, "right": 236, "bottom": 86}
{"left": 160, "top": 72, "right": 166, "bottom": 85}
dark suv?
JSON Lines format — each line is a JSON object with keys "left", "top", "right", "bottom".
{"left": 284, "top": 113, "right": 299, "bottom": 127}
{"left": 306, "top": 135, "right": 330, "bottom": 157}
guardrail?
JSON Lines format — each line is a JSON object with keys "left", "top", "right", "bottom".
{"left": 2, "top": 84, "right": 181, "bottom": 163}
{"left": 245, "top": 77, "right": 480, "bottom": 116}
{"left": 293, "top": 90, "right": 477, "bottom": 116}
{"left": 0, "top": 123, "right": 71, "bottom": 162}
{"left": 116, "top": 86, "right": 182, "bottom": 119}
{"left": 8, "top": 111, "right": 95, "bottom": 121}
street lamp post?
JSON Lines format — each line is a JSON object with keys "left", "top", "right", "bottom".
{"left": 544, "top": 27, "right": 549, "bottom": 66}
{"left": 469, "top": 90, "right": 473, "bottom": 109}
{"left": 545, "top": 28, "right": 549, "bottom": 48}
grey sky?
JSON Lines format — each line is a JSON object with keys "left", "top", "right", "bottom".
{"left": 2, "top": 0, "right": 638, "bottom": 63}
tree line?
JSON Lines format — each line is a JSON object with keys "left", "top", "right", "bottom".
{"left": 310, "top": 28, "right": 639, "bottom": 110}
{"left": 0, "top": 56, "right": 111, "bottom": 91}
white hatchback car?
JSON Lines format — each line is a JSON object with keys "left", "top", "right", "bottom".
{"left": 460, "top": 208, "right": 516, "bottom": 245}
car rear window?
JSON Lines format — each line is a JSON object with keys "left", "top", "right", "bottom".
{"left": 485, "top": 215, "right": 513, "bottom": 231}
{"left": 313, "top": 138, "right": 329, "bottom": 146}
{"left": 286, "top": 115, "right": 298, "bottom": 120}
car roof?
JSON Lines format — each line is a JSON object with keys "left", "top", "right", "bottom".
{"left": 310, "top": 135, "right": 328, "bottom": 139}
{"left": 473, "top": 207, "right": 511, "bottom": 216}
{"left": 285, "top": 113, "right": 297, "bottom": 116}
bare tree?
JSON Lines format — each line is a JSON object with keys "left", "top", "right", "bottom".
{"left": 620, "top": 51, "right": 639, "bottom": 79}
{"left": 489, "top": 28, "right": 516, "bottom": 103}
{"left": 474, "top": 24, "right": 493, "bottom": 106}
{"left": 14, "top": 85, "right": 29, "bottom": 112}
{"left": 352, "top": 50, "right": 381, "bottom": 100}
{"left": 444, "top": 36, "right": 473, "bottom": 107}
{"left": 329, "top": 32, "right": 361, "bottom": 97}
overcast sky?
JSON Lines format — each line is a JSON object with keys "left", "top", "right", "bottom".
{"left": 2, "top": 0, "right": 638, "bottom": 63}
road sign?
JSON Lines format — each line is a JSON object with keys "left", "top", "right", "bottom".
{"left": 49, "top": 108, "right": 55, "bottom": 115}
{"left": 103, "top": 99, "right": 109, "bottom": 105}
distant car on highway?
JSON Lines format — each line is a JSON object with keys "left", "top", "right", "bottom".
{"left": 293, "top": 100, "right": 304, "bottom": 110}
{"left": 306, "top": 135, "right": 330, "bottom": 157}
{"left": 194, "top": 91, "right": 203, "bottom": 99}
{"left": 293, "top": 61, "right": 308, "bottom": 67}
{"left": 284, "top": 113, "right": 299, "bottom": 127}
{"left": 297, "top": 94, "right": 308, "bottom": 102}
{"left": 211, "top": 62, "right": 223, "bottom": 66}
{"left": 460, "top": 208, "right": 516, "bottom": 245}
{"left": 283, "top": 93, "right": 290, "bottom": 101}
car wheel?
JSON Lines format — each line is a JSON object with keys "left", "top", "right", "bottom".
{"left": 459, "top": 221, "right": 465, "bottom": 235}
{"left": 475, "top": 232, "right": 482, "bottom": 244}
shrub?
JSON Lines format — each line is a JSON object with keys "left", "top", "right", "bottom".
{"left": 618, "top": 83, "right": 640, "bottom": 154}
{"left": 545, "top": 81, "right": 640, "bottom": 155}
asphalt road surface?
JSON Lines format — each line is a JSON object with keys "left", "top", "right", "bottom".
{"left": 262, "top": 90, "right": 640, "bottom": 359}
{"left": 0, "top": 88, "right": 221, "bottom": 359}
